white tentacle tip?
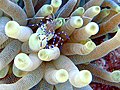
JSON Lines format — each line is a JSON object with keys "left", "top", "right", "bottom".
{"left": 111, "top": 70, "right": 120, "bottom": 83}
{"left": 51, "top": 0, "right": 62, "bottom": 7}
{"left": 94, "top": 6, "right": 101, "bottom": 12}
{"left": 85, "top": 41, "right": 96, "bottom": 53}
{"left": 55, "top": 69, "right": 69, "bottom": 83}
{"left": 85, "top": 22, "right": 99, "bottom": 35}
{"left": 5, "top": 21, "right": 20, "bottom": 38}
{"left": 38, "top": 47, "right": 60, "bottom": 61}
{"left": 79, "top": 70, "right": 92, "bottom": 84}
{"left": 72, "top": 70, "right": 92, "bottom": 88}
{"left": 70, "top": 16, "right": 83, "bottom": 28}
{"left": 42, "top": 4, "right": 53, "bottom": 14}
{"left": 14, "top": 53, "right": 33, "bottom": 71}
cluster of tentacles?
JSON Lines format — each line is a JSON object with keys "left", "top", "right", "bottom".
{"left": 0, "top": 0, "right": 120, "bottom": 90}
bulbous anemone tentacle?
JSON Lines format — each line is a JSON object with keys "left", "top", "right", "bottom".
{"left": 0, "top": 0, "right": 27, "bottom": 25}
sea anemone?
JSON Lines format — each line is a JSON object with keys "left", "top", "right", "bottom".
{"left": 0, "top": 0, "right": 120, "bottom": 90}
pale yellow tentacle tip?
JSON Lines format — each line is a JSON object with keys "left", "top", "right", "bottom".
{"left": 51, "top": 0, "right": 62, "bottom": 7}
{"left": 85, "top": 22, "right": 99, "bottom": 35}
{"left": 55, "top": 69, "right": 69, "bottom": 83}
{"left": 84, "top": 41, "right": 96, "bottom": 53}
{"left": 14, "top": 53, "right": 33, "bottom": 71}
{"left": 38, "top": 49, "right": 50, "bottom": 61}
{"left": 78, "top": 70, "right": 92, "bottom": 84}
{"left": 111, "top": 70, "right": 120, "bottom": 83}
{"left": 38, "top": 47, "right": 60, "bottom": 61}
{"left": 42, "top": 4, "right": 53, "bottom": 14}
{"left": 94, "top": 6, "right": 101, "bottom": 11}
{"left": 70, "top": 70, "right": 92, "bottom": 88}
{"left": 70, "top": 16, "right": 83, "bottom": 28}
{"left": 71, "top": 7, "right": 85, "bottom": 16}
{"left": 5, "top": 21, "right": 20, "bottom": 38}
